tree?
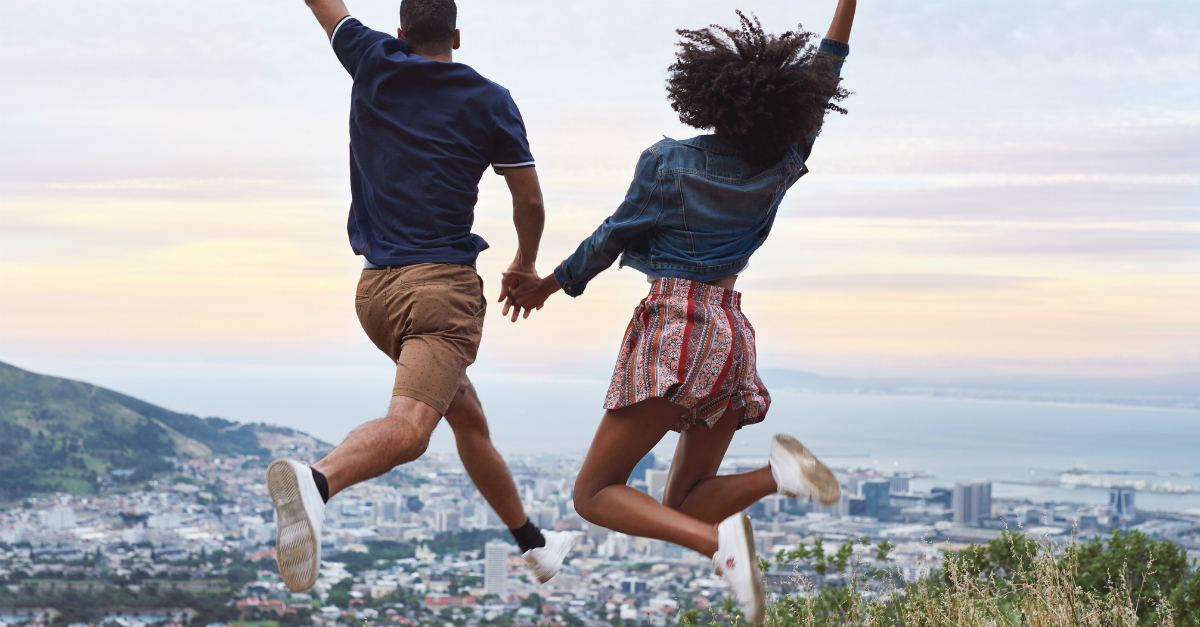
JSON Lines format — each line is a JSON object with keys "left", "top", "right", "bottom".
{"left": 1076, "top": 529, "right": 1189, "bottom": 625}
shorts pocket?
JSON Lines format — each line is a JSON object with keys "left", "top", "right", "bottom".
{"left": 356, "top": 270, "right": 380, "bottom": 301}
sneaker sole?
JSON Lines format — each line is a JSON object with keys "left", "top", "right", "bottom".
{"left": 267, "top": 459, "right": 319, "bottom": 591}
{"left": 526, "top": 536, "right": 571, "bottom": 583}
{"left": 739, "top": 514, "right": 766, "bottom": 624}
{"left": 773, "top": 434, "right": 841, "bottom": 505}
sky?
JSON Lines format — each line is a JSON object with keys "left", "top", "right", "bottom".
{"left": 2, "top": 0, "right": 1198, "bottom": 447}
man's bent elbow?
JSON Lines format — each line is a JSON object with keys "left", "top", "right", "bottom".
{"left": 517, "top": 198, "right": 545, "bottom": 217}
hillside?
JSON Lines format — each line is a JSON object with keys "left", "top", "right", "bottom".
{"left": 0, "top": 360, "right": 283, "bottom": 501}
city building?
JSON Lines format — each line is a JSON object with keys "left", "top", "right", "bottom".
{"left": 953, "top": 481, "right": 993, "bottom": 527}
{"left": 484, "top": 541, "right": 511, "bottom": 596}
{"left": 645, "top": 469, "right": 669, "bottom": 503}
{"left": 621, "top": 577, "right": 647, "bottom": 595}
{"left": 1110, "top": 487, "right": 1136, "bottom": 520}
{"left": 435, "top": 509, "right": 460, "bottom": 533}
{"left": 813, "top": 491, "right": 851, "bottom": 517}
{"left": 862, "top": 480, "right": 892, "bottom": 520}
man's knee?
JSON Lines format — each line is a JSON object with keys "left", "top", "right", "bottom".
{"left": 444, "top": 392, "right": 492, "bottom": 442}
{"left": 451, "top": 417, "right": 491, "bottom": 446}
{"left": 383, "top": 397, "right": 440, "bottom": 455}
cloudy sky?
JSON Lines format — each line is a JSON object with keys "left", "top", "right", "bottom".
{"left": 2, "top": 0, "right": 1197, "bottom": 445}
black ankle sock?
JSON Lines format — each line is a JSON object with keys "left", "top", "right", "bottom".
{"left": 510, "top": 518, "right": 546, "bottom": 553}
{"left": 311, "top": 468, "right": 330, "bottom": 503}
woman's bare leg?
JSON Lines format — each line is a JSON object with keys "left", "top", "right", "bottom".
{"left": 573, "top": 398, "right": 721, "bottom": 557}
{"left": 662, "top": 407, "right": 779, "bottom": 524}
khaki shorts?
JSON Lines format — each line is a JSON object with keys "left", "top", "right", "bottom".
{"left": 355, "top": 263, "right": 486, "bottom": 416}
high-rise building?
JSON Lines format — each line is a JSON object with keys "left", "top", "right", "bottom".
{"left": 373, "top": 499, "right": 399, "bottom": 524}
{"left": 1110, "top": 487, "right": 1136, "bottom": 519}
{"left": 645, "top": 469, "right": 669, "bottom": 503}
{"left": 435, "top": 509, "right": 460, "bottom": 533}
{"left": 630, "top": 453, "right": 656, "bottom": 484}
{"left": 484, "top": 542, "right": 511, "bottom": 596}
{"left": 529, "top": 506, "right": 557, "bottom": 529}
{"left": 484, "top": 506, "right": 503, "bottom": 528}
{"left": 813, "top": 491, "right": 851, "bottom": 517}
{"left": 42, "top": 508, "right": 77, "bottom": 531}
{"left": 953, "top": 481, "right": 993, "bottom": 527}
{"left": 929, "top": 487, "right": 953, "bottom": 508}
{"left": 621, "top": 577, "right": 647, "bottom": 595}
{"left": 401, "top": 493, "right": 423, "bottom": 513}
{"left": 862, "top": 480, "right": 892, "bottom": 520}
{"left": 889, "top": 475, "right": 910, "bottom": 494}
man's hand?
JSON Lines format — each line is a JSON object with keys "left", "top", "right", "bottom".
{"left": 498, "top": 259, "right": 540, "bottom": 322}
{"left": 304, "top": 0, "right": 351, "bottom": 40}
{"left": 500, "top": 271, "right": 561, "bottom": 322}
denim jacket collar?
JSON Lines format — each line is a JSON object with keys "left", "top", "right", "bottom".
{"left": 672, "top": 134, "right": 748, "bottom": 157}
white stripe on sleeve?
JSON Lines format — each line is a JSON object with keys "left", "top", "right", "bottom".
{"left": 330, "top": 15, "right": 354, "bottom": 46}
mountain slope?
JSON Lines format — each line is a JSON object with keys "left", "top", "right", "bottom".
{"left": 0, "top": 360, "right": 269, "bottom": 500}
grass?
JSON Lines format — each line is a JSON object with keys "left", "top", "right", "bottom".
{"left": 681, "top": 531, "right": 1199, "bottom": 627}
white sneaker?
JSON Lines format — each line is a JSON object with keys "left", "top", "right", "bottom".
{"left": 266, "top": 459, "right": 326, "bottom": 592}
{"left": 524, "top": 530, "right": 574, "bottom": 583}
{"left": 712, "top": 513, "right": 766, "bottom": 624}
{"left": 769, "top": 434, "right": 841, "bottom": 505}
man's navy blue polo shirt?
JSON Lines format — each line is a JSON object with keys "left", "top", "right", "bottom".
{"left": 330, "top": 16, "right": 535, "bottom": 267}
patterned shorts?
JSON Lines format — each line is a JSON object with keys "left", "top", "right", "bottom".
{"left": 604, "top": 277, "right": 771, "bottom": 431}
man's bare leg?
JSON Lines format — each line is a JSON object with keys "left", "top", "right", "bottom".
{"left": 312, "top": 395, "right": 442, "bottom": 498}
{"left": 443, "top": 381, "right": 528, "bottom": 529}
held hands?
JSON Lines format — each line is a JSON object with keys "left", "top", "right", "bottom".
{"left": 497, "top": 261, "right": 560, "bottom": 323}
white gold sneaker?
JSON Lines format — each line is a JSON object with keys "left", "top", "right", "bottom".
{"left": 712, "top": 513, "right": 765, "bottom": 624}
{"left": 769, "top": 434, "right": 841, "bottom": 505}
{"left": 524, "top": 530, "right": 574, "bottom": 583}
{"left": 266, "top": 459, "right": 325, "bottom": 591}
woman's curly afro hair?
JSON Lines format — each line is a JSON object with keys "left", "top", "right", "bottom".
{"left": 667, "top": 11, "right": 850, "bottom": 164}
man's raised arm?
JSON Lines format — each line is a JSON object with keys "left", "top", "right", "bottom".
{"left": 305, "top": 0, "right": 351, "bottom": 40}
{"left": 825, "top": 0, "right": 856, "bottom": 43}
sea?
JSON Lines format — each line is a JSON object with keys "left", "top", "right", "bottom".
{"left": 449, "top": 375, "right": 1200, "bottom": 513}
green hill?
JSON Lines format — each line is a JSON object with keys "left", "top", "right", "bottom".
{"left": 0, "top": 360, "right": 269, "bottom": 501}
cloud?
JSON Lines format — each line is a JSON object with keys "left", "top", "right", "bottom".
{"left": 2, "top": 0, "right": 1199, "bottom": 390}
{"left": 740, "top": 273, "right": 1042, "bottom": 293}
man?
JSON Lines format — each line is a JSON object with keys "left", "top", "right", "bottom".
{"left": 267, "top": 0, "right": 571, "bottom": 592}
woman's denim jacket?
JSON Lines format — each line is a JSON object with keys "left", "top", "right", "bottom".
{"left": 554, "top": 39, "right": 849, "bottom": 297}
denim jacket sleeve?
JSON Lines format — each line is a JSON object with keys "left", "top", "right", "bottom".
{"left": 795, "top": 38, "right": 850, "bottom": 162}
{"left": 554, "top": 149, "right": 662, "bottom": 297}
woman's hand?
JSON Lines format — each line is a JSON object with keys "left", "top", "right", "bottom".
{"left": 500, "top": 271, "right": 561, "bottom": 322}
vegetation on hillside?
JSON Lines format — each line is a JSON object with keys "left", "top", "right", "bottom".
{"left": 682, "top": 529, "right": 1200, "bottom": 627}
{"left": 0, "top": 360, "right": 268, "bottom": 500}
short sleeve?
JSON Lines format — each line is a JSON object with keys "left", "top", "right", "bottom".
{"left": 330, "top": 16, "right": 395, "bottom": 77}
{"left": 490, "top": 92, "right": 535, "bottom": 175}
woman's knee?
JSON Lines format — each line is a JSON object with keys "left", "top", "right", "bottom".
{"left": 572, "top": 476, "right": 601, "bottom": 521}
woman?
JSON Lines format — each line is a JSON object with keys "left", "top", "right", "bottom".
{"left": 504, "top": 1, "right": 856, "bottom": 621}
